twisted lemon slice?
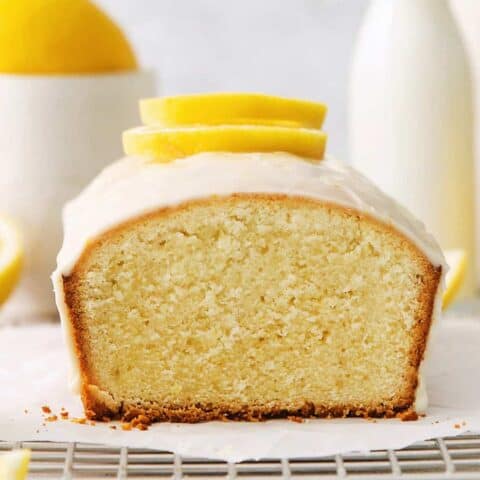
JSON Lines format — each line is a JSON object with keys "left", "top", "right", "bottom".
{"left": 123, "top": 125, "right": 327, "bottom": 163}
{"left": 140, "top": 93, "right": 327, "bottom": 128}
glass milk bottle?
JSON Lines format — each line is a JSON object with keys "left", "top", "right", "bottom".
{"left": 349, "top": 0, "right": 476, "bottom": 296}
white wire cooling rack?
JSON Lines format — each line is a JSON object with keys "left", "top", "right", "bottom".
{"left": 1, "top": 435, "right": 480, "bottom": 479}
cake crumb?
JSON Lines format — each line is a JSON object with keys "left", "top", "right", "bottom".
{"left": 119, "top": 414, "right": 152, "bottom": 431}
{"left": 398, "top": 410, "right": 418, "bottom": 422}
{"left": 60, "top": 411, "right": 69, "bottom": 419}
{"left": 287, "top": 416, "right": 305, "bottom": 423}
{"left": 454, "top": 423, "right": 461, "bottom": 429}
{"left": 45, "top": 415, "right": 58, "bottom": 422}
{"left": 71, "top": 417, "right": 87, "bottom": 425}
{"left": 110, "top": 425, "right": 117, "bottom": 430}
{"left": 41, "top": 406, "right": 51, "bottom": 414}
{"left": 24, "top": 409, "right": 28, "bottom": 414}
{"left": 131, "top": 415, "right": 152, "bottom": 431}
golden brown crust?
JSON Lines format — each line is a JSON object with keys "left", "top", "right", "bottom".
{"left": 85, "top": 397, "right": 413, "bottom": 423}
{"left": 62, "top": 193, "right": 442, "bottom": 423}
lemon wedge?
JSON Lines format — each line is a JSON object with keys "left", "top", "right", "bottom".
{"left": 0, "top": 216, "right": 23, "bottom": 306}
{"left": 140, "top": 93, "right": 327, "bottom": 129}
{"left": 0, "top": 0, "right": 137, "bottom": 74}
{"left": 123, "top": 125, "right": 327, "bottom": 163}
{"left": 0, "top": 450, "right": 30, "bottom": 480}
{"left": 442, "top": 249, "right": 467, "bottom": 309}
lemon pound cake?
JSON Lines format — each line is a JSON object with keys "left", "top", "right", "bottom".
{"left": 52, "top": 94, "right": 445, "bottom": 423}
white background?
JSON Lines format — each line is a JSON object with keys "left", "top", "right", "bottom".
{"left": 95, "top": 0, "right": 370, "bottom": 161}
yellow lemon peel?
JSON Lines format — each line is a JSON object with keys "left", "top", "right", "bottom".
{"left": 123, "top": 125, "right": 327, "bottom": 163}
{"left": 0, "top": 449, "right": 30, "bottom": 480}
{"left": 442, "top": 249, "right": 467, "bottom": 309}
{"left": 141, "top": 93, "right": 327, "bottom": 129}
{"left": 0, "top": 0, "right": 137, "bottom": 74}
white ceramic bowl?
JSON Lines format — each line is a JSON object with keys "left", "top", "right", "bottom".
{"left": 0, "top": 70, "right": 156, "bottom": 319}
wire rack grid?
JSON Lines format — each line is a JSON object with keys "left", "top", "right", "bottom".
{"left": 1, "top": 434, "right": 480, "bottom": 479}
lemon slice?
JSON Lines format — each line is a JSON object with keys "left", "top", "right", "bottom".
{"left": 0, "top": 450, "right": 30, "bottom": 480}
{"left": 442, "top": 249, "right": 467, "bottom": 309}
{"left": 0, "top": 216, "right": 23, "bottom": 306}
{"left": 140, "top": 93, "right": 327, "bottom": 129}
{"left": 123, "top": 125, "right": 327, "bottom": 163}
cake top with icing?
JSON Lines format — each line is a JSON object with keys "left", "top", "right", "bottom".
{"left": 56, "top": 152, "right": 445, "bottom": 276}
{"left": 55, "top": 93, "right": 445, "bottom": 276}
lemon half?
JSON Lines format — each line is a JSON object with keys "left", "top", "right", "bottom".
{"left": 0, "top": 0, "right": 137, "bottom": 74}
{"left": 0, "top": 450, "right": 30, "bottom": 480}
{"left": 141, "top": 93, "right": 327, "bottom": 129}
{"left": 0, "top": 216, "right": 23, "bottom": 306}
{"left": 123, "top": 125, "right": 327, "bottom": 163}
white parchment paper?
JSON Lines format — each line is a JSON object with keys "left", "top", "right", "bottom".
{"left": 1, "top": 318, "right": 479, "bottom": 462}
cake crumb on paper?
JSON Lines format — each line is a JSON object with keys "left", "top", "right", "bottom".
{"left": 398, "top": 410, "right": 418, "bottom": 422}
{"left": 130, "top": 415, "right": 152, "bottom": 431}
{"left": 71, "top": 417, "right": 87, "bottom": 425}
{"left": 45, "top": 415, "right": 58, "bottom": 422}
{"left": 287, "top": 416, "right": 305, "bottom": 423}
{"left": 85, "top": 409, "right": 96, "bottom": 419}
{"left": 41, "top": 406, "right": 51, "bottom": 414}
{"left": 454, "top": 423, "right": 461, "bottom": 429}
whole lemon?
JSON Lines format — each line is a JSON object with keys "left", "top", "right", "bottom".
{"left": 0, "top": 0, "right": 137, "bottom": 74}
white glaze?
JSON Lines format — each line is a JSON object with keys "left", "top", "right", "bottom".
{"left": 52, "top": 152, "right": 446, "bottom": 409}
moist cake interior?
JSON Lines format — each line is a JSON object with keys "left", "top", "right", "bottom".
{"left": 63, "top": 194, "right": 439, "bottom": 421}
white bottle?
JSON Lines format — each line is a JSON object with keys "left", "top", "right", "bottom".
{"left": 350, "top": 0, "right": 476, "bottom": 295}
{"left": 449, "top": 0, "right": 480, "bottom": 291}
